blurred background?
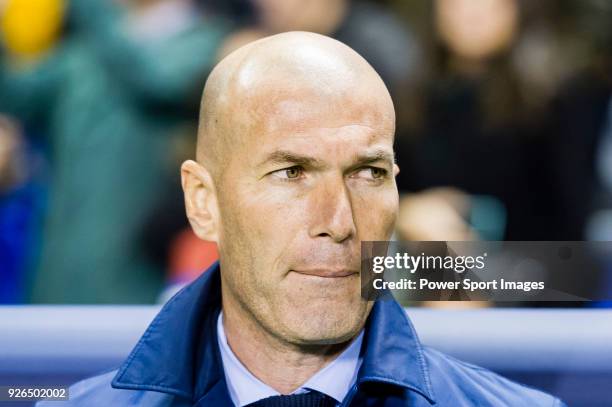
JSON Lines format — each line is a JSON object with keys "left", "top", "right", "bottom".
{"left": 0, "top": 0, "right": 611, "bottom": 306}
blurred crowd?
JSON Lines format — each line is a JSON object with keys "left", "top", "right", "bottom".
{"left": 0, "top": 0, "right": 611, "bottom": 304}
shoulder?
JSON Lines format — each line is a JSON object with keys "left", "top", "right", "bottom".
{"left": 35, "top": 370, "right": 179, "bottom": 407}
{"left": 422, "top": 347, "right": 566, "bottom": 407}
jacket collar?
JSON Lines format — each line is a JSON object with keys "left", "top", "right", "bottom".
{"left": 359, "top": 294, "right": 436, "bottom": 403}
{"left": 112, "top": 262, "right": 227, "bottom": 403}
{"left": 112, "top": 263, "right": 435, "bottom": 404}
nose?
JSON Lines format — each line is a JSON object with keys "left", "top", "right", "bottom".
{"left": 308, "top": 176, "right": 357, "bottom": 243}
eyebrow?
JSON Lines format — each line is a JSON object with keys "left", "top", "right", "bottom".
{"left": 353, "top": 149, "right": 396, "bottom": 167}
{"left": 260, "top": 150, "right": 326, "bottom": 168}
{"left": 258, "top": 148, "right": 395, "bottom": 169}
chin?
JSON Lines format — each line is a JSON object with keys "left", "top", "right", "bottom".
{"left": 279, "top": 301, "right": 369, "bottom": 345}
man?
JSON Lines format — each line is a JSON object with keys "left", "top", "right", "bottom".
{"left": 39, "top": 32, "right": 565, "bottom": 406}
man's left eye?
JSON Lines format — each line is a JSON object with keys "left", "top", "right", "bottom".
{"left": 356, "top": 167, "right": 387, "bottom": 180}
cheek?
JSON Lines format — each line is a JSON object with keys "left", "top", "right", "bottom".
{"left": 352, "top": 187, "right": 398, "bottom": 240}
{"left": 249, "top": 187, "right": 308, "bottom": 238}
{"left": 220, "top": 181, "right": 308, "bottom": 267}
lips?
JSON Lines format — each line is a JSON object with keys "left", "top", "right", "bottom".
{"left": 292, "top": 269, "right": 358, "bottom": 278}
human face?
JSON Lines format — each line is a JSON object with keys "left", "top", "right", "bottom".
{"left": 214, "top": 79, "right": 398, "bottom": 346}
{"left": 436, "top": 0, "right": 518, "bottom": 60}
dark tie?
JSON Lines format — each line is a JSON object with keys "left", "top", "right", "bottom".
{"left": 245, "top": 391, "right": 336, "bottom": 407}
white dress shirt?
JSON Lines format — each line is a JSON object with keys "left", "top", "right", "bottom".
{"left": 217, "top": 312, "right": 364, "bottom": 406}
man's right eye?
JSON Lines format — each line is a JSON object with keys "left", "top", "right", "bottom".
{"left": 271, "top": 166, "right": 304, "bottom": 180}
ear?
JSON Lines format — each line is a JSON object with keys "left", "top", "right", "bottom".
{"left": 181, "top": 160, "right": 220, "bottom": 243}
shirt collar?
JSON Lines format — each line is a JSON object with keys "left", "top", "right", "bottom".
{"left": 111, "top": 263, "right": 435, "bottom": 405}
{"left": 217, "top": 311, "right": 363, "bottom": 406}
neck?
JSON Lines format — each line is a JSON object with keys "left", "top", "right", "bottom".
{"left": 448, "top": 55, "right": 489, "bottom": 78}
{"left": 221, "top": 291, "right": 351, "bottom": 394}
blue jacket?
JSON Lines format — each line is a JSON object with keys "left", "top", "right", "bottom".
{"left": 39, "top": 264, "right": 566, "bottom": 406}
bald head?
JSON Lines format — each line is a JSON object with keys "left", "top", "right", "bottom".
{"left": 197, "top": 31, "right": 394, "bottom": 175}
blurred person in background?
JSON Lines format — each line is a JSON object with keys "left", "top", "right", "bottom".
{"left": 0, "top": 0, "right": 232, "bottom": 303}
{"left": 0, "top": 115, "right": 46, "bottom": 303}
{"left": 395, "top": 0, "right": 578, "bottom": 242}
{"left": 543, "top": 0, "right": 612, "bottom": 306}
{"left": 546, "top": 0, "right": 612, "bottom": 242}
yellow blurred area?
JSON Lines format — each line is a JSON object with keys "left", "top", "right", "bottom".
{"left": 1, "top": 0, "right": 65, "bottom": 58}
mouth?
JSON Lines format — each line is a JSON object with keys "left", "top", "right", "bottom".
{"left": 291, "top": 269, "right": 358, "bottom": 278}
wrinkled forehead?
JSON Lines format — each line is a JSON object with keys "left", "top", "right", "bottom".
{"left": 232, "top": 91, "right": 395, "bottom": 175}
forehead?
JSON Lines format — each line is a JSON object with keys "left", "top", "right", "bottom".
{"left": 236, "top": 83, "right": 395, "bottom": 159}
